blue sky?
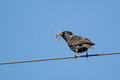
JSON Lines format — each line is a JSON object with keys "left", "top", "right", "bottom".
{"left": 0, "top": 0, "right": 120, "bottom": 80}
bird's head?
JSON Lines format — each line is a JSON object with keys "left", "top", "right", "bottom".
{"left": 56, "top": 31, "right": 73, "bottom": 41}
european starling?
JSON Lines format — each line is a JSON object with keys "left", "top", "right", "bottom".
{"left": 56, "top": 31, "right": 95, "bottom": 58}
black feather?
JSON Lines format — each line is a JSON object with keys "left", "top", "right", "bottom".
{"left": 60, "top": 31, "right": 95, "bottom": 53}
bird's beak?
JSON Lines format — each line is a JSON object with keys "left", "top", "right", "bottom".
{"left": 56, "top": 33, "right": 62, "bottom": 36}
{"left": 56, "top": 33, "right": 63, "bottom": 41}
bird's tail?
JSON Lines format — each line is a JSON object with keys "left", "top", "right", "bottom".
{"left": 83, "top": 44, "right": 94, "bottom": 49}
{"left": 91, "top": 43, "right": 95, "bottom": 46}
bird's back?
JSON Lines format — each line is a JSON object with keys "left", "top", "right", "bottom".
{"left": 67, "top": 35, "right": 94, "bottom": 45}
{"left": 67, "top": 35, "right": 95, "bottom": 53}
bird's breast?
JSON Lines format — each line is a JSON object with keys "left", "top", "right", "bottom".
{"left": 68, "top": 45, "right": 88, "bottom": 53}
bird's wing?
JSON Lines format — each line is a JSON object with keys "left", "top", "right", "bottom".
{"left": 68, "top": 35, "right": 92, "bottom": 46}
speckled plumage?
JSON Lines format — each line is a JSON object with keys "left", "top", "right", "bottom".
{"left": 56, "top": 31, "right": 95, "bottom": 56}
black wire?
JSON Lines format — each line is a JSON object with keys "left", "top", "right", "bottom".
{"left": 0, "top": 52, "right": 120, "bottom": 65}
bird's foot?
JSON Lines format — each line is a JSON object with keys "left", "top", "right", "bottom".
{"left": 86, "top": 52, "right": 88, "bottom": 58}
{"left": 74, "top": 53, "right": 77, "bottom": 60}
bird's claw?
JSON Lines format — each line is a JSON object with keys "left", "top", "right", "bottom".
{"left": 74, "top": 53, "right": 77, "bottom": 60}
{"left": 86, "top": 52, "right": 88, "bottom": 58}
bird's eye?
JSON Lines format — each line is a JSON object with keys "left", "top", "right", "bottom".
{"left": 65, "top": 34, "right": 67, "bottom": 35}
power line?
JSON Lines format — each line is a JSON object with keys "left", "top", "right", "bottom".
{"left": 0, "top": 52, "right": 120, "bottom": 65}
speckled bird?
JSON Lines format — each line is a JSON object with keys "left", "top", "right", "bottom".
{"left": 56, "top": 31, "right": 95, "bottom": 58}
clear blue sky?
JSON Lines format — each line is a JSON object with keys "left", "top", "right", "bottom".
{"left": 0, "top": 0, "right": 120, "bottom": 80}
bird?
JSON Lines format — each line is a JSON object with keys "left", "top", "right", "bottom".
{"left": 56, "top": 31, "right": 95, "bottom": 58}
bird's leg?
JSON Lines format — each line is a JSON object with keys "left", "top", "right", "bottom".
{"left": 86, "top": 51, "right": 88, "bottom": 58}
{"left": 74, "top": 49, "right": 78, "bottom": 59}
{"left": 74, "top": 53, "right": 77, "bottom": 59}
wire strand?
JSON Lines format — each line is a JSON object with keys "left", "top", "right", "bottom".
{"left": 0, "top": 52, "right": 120, "bottom": 65}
